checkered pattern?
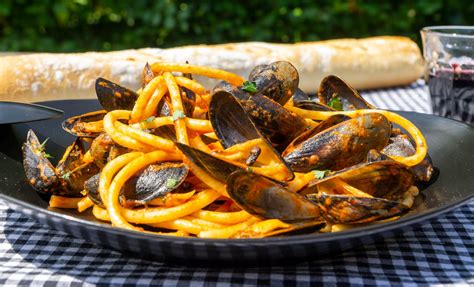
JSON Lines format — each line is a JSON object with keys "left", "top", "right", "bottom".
{"left": 1, "top": 80, "right": 473, "bottom": 286}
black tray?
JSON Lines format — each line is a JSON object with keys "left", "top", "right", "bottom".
{"left": 0, "top": 100, "right": 473, "bottom": 264}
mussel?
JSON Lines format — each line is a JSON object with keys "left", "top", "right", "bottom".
{"left": 175, "top": 142, "right": 242, "bottom": 183}
{"left": 209, "top": 91, "right": 293, "bottom": 180}
{"left": 318, "top": 75, "right": 374, "bottom": 110}
{"left": 142, "top": 62, "right": 155, "bottom": 88}
{"left": 62, "top": 110, "right": 106, "bottom": 138}
{"left": 55, "top": 138, "right": 99, "bottom": 193}
{"left": 381, "top": 135, "right": 434, "bottom": 182}
{"left": 227, "top": 170, "right": 322, "bottom": 223}
{"left": 302, "top": 160, "right": 414, "bottom": 201}
{"left": 283, "top": 113, "right": 391, "bottom": 172}
{"left": 96, "top": 77, "right": 139, "bottom": 111}
{"left": 22, "top": 130, "right": 62, "bottom": 194}
{"left": 248, "top": 61, "right": 299, "bottom": 105}
{"left": 85, "top": 162, "right": 190, "bottom": 207}
{"left": 22, "top": 130, "right": 98, "bottom": 197}
{"left": 212, "top": 81, "right": 308, "bottom": 150}
{"left": 89, "top": 133, "right": 130, "bottom": 168}
{"left": 226, "top": 169, "right": 407, "bottom": 228}
{"left": 305, "top": 193, "right": 409, "bottom": 224}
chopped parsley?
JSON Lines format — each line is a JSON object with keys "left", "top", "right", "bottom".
{"left": 327, "top": 94, "right": 343, "bottom": 111}
{"left": 165, "top": 178, "right": 179, "bottom": 189}
{"left": 242, "top": 81, "right": 258, "bottom": 93}
{"left": 313, "top": 169, "right": 331, "bottom": 179}
{"left": 61, "top": 171, "right": 72, "bottom": 180}
{"left": 43, "top": 153, "right": 53, "bottom": 159}
{"left": 172, "top": 110, "right": 186, "bottom": 121}
{"left": 38, "top": 138, "right": 53, "bottom": 159}
{"left": 38, "top": 138, "right": 49, "bottom": 152}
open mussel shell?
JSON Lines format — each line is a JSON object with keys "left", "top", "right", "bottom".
{"left": 151, "top": 125, "right": 177, "bottom": 141}
{"left": 209, "top": 91, "right": 294, "bottom": 180}
{"left": 318, "top": 75, "right": 374, "bottom": 110}
{"left": 305, "top": 193, "right": 410, "bottom": 224}
{"left": 175, "top": 142, "right": 242, "bottom": 183}
{"left": 248, "top": 61, "right": 299, "bottom": 105}
{"left": 89, "top": 133, "right": 130, "bottom": 168}
{"left": 85, "top": 173, "right": 103, "bottom": 207}
{"left": 283, "top": 113, "right": 391, "bottom": 172}
{"left": 227, "top": 170, "right": 323, "bottom": 223}
{"left": 56, "top": 138, "right": 99, "bottom": 194}
{"left": 141, "top": 62, "right": 155, "bottom": 88}
{"left": 22, "top": 130, "right": 62, "bottom": 195}
{"left": 284, "top": 114, "right": 350, "bottom": 158}
{"left": 381, "top": 135, "right": 434, "bottom": 182}
{"left": 212, "top": 81, "right": 307, "bottom": 150}
{"left": 96, "top": 77, "right": 139, "bottom": 111}
{"left": 303, "top": 160, "right": 414, "bottom": 201}
{"left": 210, "top": 91, "right": 262, "bottom": 149}
{"left": 86, "top": 163, "right": 190, "bottom": 208}
{"left": 294, "top": 100, "right": 335, "bottom": 111}
{"left": 61, "top": 110, "right": 106, "bottom": 138}
{"left": 292, "top": 88, "right": 310, "bottom": 103}
{"left": 128, "top": 162, "right": 189, "bottom": 204}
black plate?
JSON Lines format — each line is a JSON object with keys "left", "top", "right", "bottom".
{"left": 0, "top": 100, "right": 473, "bottom": 264}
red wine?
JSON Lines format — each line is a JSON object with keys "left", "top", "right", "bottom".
{"left": 428, "top": 62, "right": 474, "bottom": 124}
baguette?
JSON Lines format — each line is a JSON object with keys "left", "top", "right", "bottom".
{"left": 0, "top": 36, "right": 423, "bottom": 103}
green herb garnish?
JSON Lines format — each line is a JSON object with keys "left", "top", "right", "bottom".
{"left": 327, "top": 94, "right": 343, "bottom": 111}
{"left": 172, "top": 110, "right": 186, "bottom": 121}
{"left": 43, "top": 153, "right": 53, "bottom": 159}
{"left": 38, "top": 138, "right": 49, "bottom": 152}
{"left": 313, "top": 169, "right": 331, "bottom": 179}
{"left": 61, "top": 171, "right": 72, "bottom": 180}
{"left": 242, "top": 81, "right": 258, "bottom": 93}
{"left": 165, "top": 178, "right": 179, "bottom": 189}
{"left": 38, "top": 138, "right": 53, "bottom": 159}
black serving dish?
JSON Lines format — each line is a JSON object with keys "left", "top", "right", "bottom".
{"left": 0, "top": 100, "right": 473, "bottom": 264}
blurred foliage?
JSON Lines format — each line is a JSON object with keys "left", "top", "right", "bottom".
{"left": 0, "top": 0, "right": 472, "bottom": 52}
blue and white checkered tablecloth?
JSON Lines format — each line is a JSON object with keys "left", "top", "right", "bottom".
{"left": 1, "top": 80, "right": 473, "bottom": 286}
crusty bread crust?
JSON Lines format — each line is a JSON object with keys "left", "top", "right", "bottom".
{"left": 0, "top": 36, "right": 423, "bottom": 103}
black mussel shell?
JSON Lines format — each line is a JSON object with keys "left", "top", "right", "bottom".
{"left": 96, "top": 77, "right": 139, "bottom": 111}
{"left": 318, "top": 75, "right": 374, "bottom": 110}
{"left": 248, "top": 61, "right": 299, "bottom": 105}
{"left": 382, "top": 135, "right": 434, "bottom": 182}
{"left": 61, "top": 110, "right": 106, "bottom": 138}
{"left": 56, "top": 138, "right": 99, "bottom": 194}
{"left": 142, "top": 62, "right": 155, "bottom": 88}
{"left": 175, "top": 142, "right": 242, "bottom": 183}
{"left": 306, "top": 193, "right": 410, "bottom": 224}
{"left": 212, "top": 82, "right": 307, "bottom": 150}
{"left": 22, "top": 130, "right": 62, "bottom": 195}
{"left": 303, "top": 160, "right": 414, "bottom": 201}
{"left": 209, "top": 91, "right": 294, "bottom": 181}
{"left": 227, "top": 170, "right": 323, "bottom": 223}
{"left": 283, "top": 113, "right": 391, "bottom": 172}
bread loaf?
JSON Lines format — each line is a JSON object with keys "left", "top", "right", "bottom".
{"left": 0, "top": 36, "right": 423, "bottom": 103}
